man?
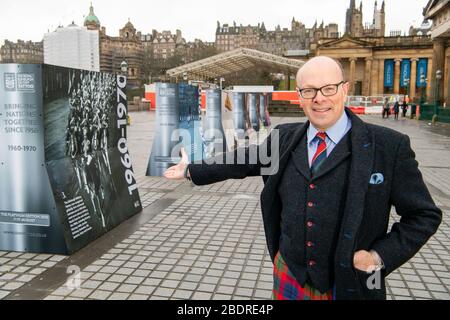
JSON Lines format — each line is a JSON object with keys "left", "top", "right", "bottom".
{"left": 164, "top": 56, "right": 442, "bottom": 300}
{"left": 393, "top": 100, "right": 400, "bottom": 120}
{"left": 401, "top": 100, "right": 408, "bottom": 118}
{"left": 382, "top": 97, "right": 390, "bottom": 119}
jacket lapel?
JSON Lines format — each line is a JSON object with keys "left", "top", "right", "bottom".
{"left": 312, "top": 131, "right": 352, "bottom": 180}
{"left": 335, "top": 108, "right": 375, "bottom": 268}
{"left": 262, "top": 121, "right": 309, "bottom": 194}
{"left": 291, "top": 135, "right": 311, "bottom": 180}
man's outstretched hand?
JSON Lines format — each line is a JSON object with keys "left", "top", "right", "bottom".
{"left": 163, "top": 148, "right": 189, "bottom": 180}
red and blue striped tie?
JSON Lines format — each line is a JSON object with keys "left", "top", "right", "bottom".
{"left": 311, "top": 132, "right": 328, "bottom": 174}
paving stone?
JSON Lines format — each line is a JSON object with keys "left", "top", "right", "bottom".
{"left": 390, "top": 287, "right": 411, "bottom": 297}
{"left": 69, "top": 289, "right": 93, "bottom": 299}
{"left": 116, "top": 284, "right": 137, "bottom": 293}
{"left": 192, "top": 292, "right": 213, "bottom": 300}
{"left": 98, "top": 282, "right": 120, "bottom": 292}
{"left": 172, "top": 290, "right": 193, "bottom": 299}
{"left": 108, "top": 292, "right": 130, "bottom": 300}
{"left": 153, "top": 287, "right": 174, "bottom": 298}
{"left": 81, "top": 280, "right": 102, "bottom": 290}
{"left": 134, "top": 286, "right": 155, "bottom": 295}
{"left": 89, "top": 290, "right": 112, "bottom": 300}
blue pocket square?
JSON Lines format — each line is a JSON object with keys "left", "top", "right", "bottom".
{"left": 369, "top": 173, "right": 384, "bottom": 185}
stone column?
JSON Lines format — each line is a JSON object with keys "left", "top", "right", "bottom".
{"left": 378, "top": 59, "right": 385, "bottom": 96}
{"left": 427, "top": 58, "right": 433, "bottom": 101}
{"left": 394, "top": 58, "right": 402, "bottom": 94}
{"left": 371, "top": 58, "right": 379, "bottom": 96}
{"left": 410, "top": 58, "right": 418, "bottom": 102}
{"left": 431, "top": 39, "right": 445, "bottom": 103}
{"left": 364, "top": 57, "right": 373, "bottom": 96}
{"left": 349, "top": 57, "right": 357, "bottom": 95}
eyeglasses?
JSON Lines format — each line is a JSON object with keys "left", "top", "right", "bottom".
{"left": 297, "top": 81, "right": 346, "bottom": 99}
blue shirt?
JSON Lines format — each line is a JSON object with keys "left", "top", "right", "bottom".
{"left": 307, "top": 111, "right": 352, "bottom": 168}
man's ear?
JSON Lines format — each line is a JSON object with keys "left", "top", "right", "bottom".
{"left": 342, "top": 81, "right": 350, "bottom": 98}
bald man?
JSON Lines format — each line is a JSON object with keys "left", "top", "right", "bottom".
{"left": 164, "top": 56, "right": 441, "bottom": 300}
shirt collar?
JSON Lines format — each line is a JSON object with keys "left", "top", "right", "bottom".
{"left": 307, "top": 111, "right": 349, "bottom": 145}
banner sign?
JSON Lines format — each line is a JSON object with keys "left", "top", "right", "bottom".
{"left": 417, "top": 58, "right": 428, "bottom": 88}
{"left": 384, "top": 59, "right": 394, "bottom": 88}
{"left": 400, "top": 59, "right": 411, "bottom": 88}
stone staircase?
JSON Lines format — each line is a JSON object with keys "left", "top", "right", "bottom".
{"left": 269, "top": 100, "right": 305, "bottom": 117}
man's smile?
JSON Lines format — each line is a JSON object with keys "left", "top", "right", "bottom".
{"left": 312, "top": 107, "right": 332, "bottom": 113}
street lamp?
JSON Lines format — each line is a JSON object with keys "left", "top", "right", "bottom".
{"left": 420, "top": 74, "right": 427, "bottom": 105}
{"left": 404, "top": 78, "right": 410, "bottom": 102}
{"left": 121, "top": 60, "right": 128, "bottom": 75}
{"left": 432, "top": 70, "right": 442, "bottom": 124}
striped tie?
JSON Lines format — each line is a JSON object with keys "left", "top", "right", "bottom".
{"left": 311, "top": 132, "right": 328, "bottom": 174}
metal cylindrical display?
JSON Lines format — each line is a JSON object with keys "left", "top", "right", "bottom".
{"left": 147, "top": 83, "right": 180, "bottom": 176}
{"left": 178, "top": 84, "right": 203, "bottom": 163}
{"left": 232, "top": 92, "right": 245, "bottom": 139}
{"left": 260, "top": 93, "right": 271, "bottom": 127}
{"left": 247, "top": 93, "right": 260, "bottom": 131}
{"left": 204, "top": 89, "right": 226, "bottom": 158}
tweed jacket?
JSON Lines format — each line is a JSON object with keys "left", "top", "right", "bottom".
{"left": 188, "top": 108, "right": 442, "bottom": 299}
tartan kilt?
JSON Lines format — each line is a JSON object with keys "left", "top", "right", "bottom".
{"left": 272, "top": 251, "right": 335, "bottom": 300}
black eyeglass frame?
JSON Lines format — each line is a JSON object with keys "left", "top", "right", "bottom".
{"left": 296, "top": 81, "right": 347, "bottom": 99}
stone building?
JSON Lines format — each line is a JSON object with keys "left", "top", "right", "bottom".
{"left": 183, "top": 39, "right": 216, "bottom": 64}
{"left": 216, "top": 18, "right": 339, "bottom": 56}
{"left": 215, "top": 21, "right": 262, "bottom": 52}
{"left": 345, "top": 0, "right": 385, "bottom": 37}
{"left": 141, "top": 29, "right": 185, "bottom": 60}
{"left": 316, "top": 35, "right": 445, "bottom": 104}
{"left": 83, "top": 4, "right": 144, "bottom": 88}
{"left": 0, "top": 40, "right": 43, "bottom": 64}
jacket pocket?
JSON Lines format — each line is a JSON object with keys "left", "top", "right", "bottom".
{"left": 354, "top": 269, "right": 386, "bottom": 300}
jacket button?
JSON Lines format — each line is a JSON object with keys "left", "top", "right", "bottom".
{"left": 307, "top": 221, "right": 313, "bottom": 228}
{"left": 307, "top": 241, "right": 314, "bottom": 247}
{"left": 307, "top": 202, "right": 314, "bottom": 208}
{"left": 308, "top": 260, "right": 316, "bottom": 267}
{"left": 309, "top": 184, "right": 315, "bottom": 190}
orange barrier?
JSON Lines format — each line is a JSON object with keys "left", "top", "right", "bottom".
{"left": 347, "top": 106, "right": 365, "bottom": 114}
{"left": 144, "top": 92, "right": 156, "bottom": 110}
{"left": 272, "top": 91, "right": 298, "bottom": 101}
{"left": 201, "top": 91, "right": 206, "bottom": 110}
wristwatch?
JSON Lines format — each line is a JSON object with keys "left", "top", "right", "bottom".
{"left": 370, "top": 250, "right": 385, "bottom": 271}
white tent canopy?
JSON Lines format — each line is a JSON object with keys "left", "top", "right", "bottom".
{"left": 166, "top": 48, "right": 305, "bottom": 80}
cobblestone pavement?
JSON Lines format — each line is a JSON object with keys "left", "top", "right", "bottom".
{"left": 0, "top": 111, "right": 449, "bottom": 300}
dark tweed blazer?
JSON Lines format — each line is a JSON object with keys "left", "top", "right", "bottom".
{"left": 189, "top": 108, "right": 442, "bottom": 300}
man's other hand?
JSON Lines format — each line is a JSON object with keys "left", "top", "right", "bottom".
{"left": 163, "top": 148, "right": 189, "bottom": 180}
{"left": 353, "top": 250, "right": 376, "bottom": 273}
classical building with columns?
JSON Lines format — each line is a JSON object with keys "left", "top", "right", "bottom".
{"left": 423, "top": 0, "right": 450, "bottom": 105}
{"left": 316, "top": 35, "right": 448, "bottom": 104}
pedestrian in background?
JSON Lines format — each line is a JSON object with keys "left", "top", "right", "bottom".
{"left": 382, "top": 97, "right": 390, "bottom": 119}
{"left": 402, "top": 100, "right": 408, "bottom": 118}
{"left": 393, "top": 100, "right": 400, "bottom": 120}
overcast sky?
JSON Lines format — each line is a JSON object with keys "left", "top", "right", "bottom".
{"left": 0, "top": 0, "right": 430, "bottom": 44}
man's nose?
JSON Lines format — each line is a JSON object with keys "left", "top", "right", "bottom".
{"left": 313, "top": 90, "right": 327, "bottom": 103}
